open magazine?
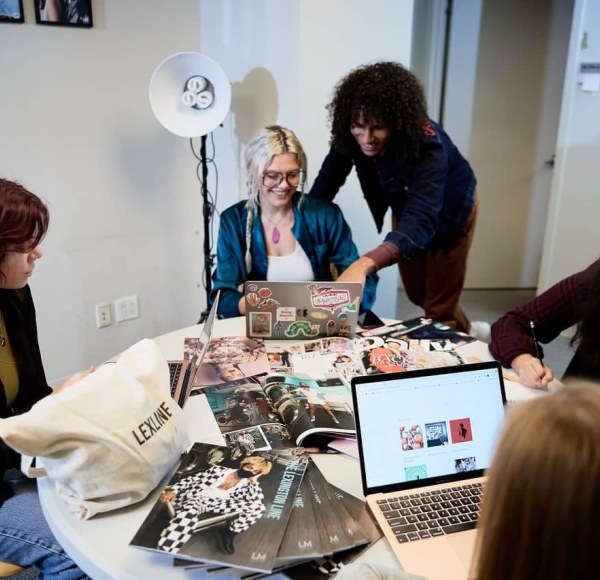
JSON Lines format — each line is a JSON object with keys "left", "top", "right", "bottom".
{"left": 201, "top": 373, "right": 355, "bottom": 451}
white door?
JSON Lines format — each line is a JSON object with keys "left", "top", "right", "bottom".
{"left": 413, "top": 0, "right": 574, "bottom": 288}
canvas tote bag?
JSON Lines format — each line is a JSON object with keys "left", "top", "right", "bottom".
{"left": 0, "top": 338, "right": 190, "bottom": 519}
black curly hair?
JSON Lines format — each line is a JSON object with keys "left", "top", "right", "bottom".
{"left": 327, "top": 61, "right": 429, "bottom": 164}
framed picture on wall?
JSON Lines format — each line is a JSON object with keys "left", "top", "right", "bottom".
{"left": 0, "top": 0, "right": 24, "bottom": 23}
{"left": 34, "top": 0, "right": 93, "bottom": 28}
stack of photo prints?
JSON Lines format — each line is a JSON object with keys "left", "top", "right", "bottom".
{"left": 131, "top": 318, "right": 475, "bottom": 576}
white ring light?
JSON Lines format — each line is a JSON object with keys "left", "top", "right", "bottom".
{"left": 149, "top": 52, "right": 231, "bottom": 138}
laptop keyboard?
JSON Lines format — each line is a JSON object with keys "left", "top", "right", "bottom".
{"left": 376, "top": 482, "right": 485, "bottom": 543}
{"left": 168, "top": 361, "right": 183, "bottom": 397}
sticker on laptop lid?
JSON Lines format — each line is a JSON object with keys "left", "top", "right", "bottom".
{"left": 284, "top": 320, "right": 320, "bottom": 338}
{"left": 249, "top": 312, "right": 272, "bottom": 337}
{"left": 276, "top": 306, "right": 296, "bottom": 321}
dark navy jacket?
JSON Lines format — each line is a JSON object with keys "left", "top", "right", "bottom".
{"left": 210, "top": 195, "right": 378, "bottom": 318}
{"left": 309, "top": 120, "right": 476, "bottom": 259}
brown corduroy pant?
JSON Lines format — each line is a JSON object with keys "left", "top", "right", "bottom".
{"left": 395, "top": 192, "right": 479, "bottom": 333}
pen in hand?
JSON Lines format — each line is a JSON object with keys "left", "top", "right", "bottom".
{"left": 529, "top": 320, "right": 544, "bottom": 364}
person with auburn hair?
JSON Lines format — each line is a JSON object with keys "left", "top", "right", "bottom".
{"left": 489, "top": 257, "right": 600, "bottom": 388}
{"left": 0, "top": 178, "right": 91, "bottom": 576}
{"left": 310, "top": 62, "right": 486, "bottom": 337}
{"left": 209, "top": 125, "right": 377, "bottom": 318}
{"left": 474, "top": 382, "right": 600, "bottom": 579}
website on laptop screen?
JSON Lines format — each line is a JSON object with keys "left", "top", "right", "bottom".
{"left": 355, "top": 366, "right": 505, "bottom": 490}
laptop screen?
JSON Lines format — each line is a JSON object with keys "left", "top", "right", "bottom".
{"left": 352, "top": 361, "right": 506, "bottom": 495}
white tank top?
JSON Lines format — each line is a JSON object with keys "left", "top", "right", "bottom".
{"left": 267, "top": 242, "right": 314, "bottom": 281}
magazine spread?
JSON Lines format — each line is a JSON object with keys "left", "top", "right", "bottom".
{"left": 130, "top": 443, "right": 308, "bottom": 574}
{"left": 201, "top": 372, "right": 355, "bottom": 452}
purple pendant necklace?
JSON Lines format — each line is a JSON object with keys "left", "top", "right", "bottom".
{"left": 265, "top": 211, "right": 291, "bottom": 244}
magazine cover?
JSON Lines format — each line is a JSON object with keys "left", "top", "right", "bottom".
{"left": 303, "top": 461, "right": 356, "bottom": 556}
{"left": 130, "top": 443, "right": 308, "bottom": 574}
{"left": 260, "top": 374, "right": 355, "bottom": 447}
{"left": 191, "top": 336, "right": 272, "bottom": 389}
{"left": 276, "top": 473, "right": 326, "bottom": 562}
{"left": 355, "top": 318, "right": 468, "bottom": 375}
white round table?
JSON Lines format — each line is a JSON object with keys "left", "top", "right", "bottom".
{"left": 37, "top": 317, "right": 399, "bottom": 579}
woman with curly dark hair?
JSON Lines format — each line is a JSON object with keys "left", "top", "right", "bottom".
{"left": 310, "top": 62, "right": 482, "bottom": 336}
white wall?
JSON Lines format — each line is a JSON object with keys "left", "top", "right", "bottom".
{"left": 539, "top": 0, "right": 600, "bottom": 289}
{"left": 0, "top": 0, "right": 202, "bottom": 383}
{"left": 200, "top": 0, "right": 414, "bottom": 319}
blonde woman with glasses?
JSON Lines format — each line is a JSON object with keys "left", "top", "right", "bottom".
{"left": 210, "top": 125, "right": 377, "bottom": 318}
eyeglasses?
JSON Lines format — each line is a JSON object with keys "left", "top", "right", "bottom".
{"left": 262, "top": 170, "right": 305, "bottom": 188}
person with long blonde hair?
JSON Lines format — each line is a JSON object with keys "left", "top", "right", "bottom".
{"left": 209, "top": 125, "right": 377, "bottom": 318}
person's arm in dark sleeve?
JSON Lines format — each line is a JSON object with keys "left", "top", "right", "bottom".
{"left": 489, "top": 260, "right": 597, "bottom": 386}
{"left": 309, "top": 148, "right": 354, "bottom": 202}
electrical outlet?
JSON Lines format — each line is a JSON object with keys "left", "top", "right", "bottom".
{"left": 95, "top": 303, "right": 111, "bottom": 328}
{"left": 115, "top": 295, "right": 139, "bottom": 323}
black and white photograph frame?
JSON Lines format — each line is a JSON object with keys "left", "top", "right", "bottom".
{"left": 34, "top": 0, "right": 93, "bottom": 28}
{"left": 0, "top": 0, "right": 24, "bottom": 23}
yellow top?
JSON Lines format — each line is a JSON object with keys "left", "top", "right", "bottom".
{"left": 0, "top": 309, "right": 20, "bottom": 406}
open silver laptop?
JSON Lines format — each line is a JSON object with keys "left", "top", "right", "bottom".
{"left": 169, "top": 292, "right": 219, "bottom": 407}
{"left": 351, "top": 361, "right": 506, "bottom": 580}
{"left": 244, "top": 280, "right": 363, "bottom": 339}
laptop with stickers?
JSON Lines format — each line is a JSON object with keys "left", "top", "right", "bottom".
{"left": 244, "top": 280, "right": 363, "bottom": 339}
{"left": 351, "top": 361, "right": 506, "bottom": 580}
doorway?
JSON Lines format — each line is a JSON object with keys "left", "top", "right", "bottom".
{"left": 412, "top": 0, "right": 574, "bottom": 288}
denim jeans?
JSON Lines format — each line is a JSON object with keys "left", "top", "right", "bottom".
{"left": 0, "top": 471, "right": 87, "bottom": 579}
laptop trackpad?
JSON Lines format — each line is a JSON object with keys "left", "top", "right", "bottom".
{"left": 398, "top": 536, "right": 470, "bottom": 580}
{"left": 448, "top": 531, "right": 477, "bottom": 570}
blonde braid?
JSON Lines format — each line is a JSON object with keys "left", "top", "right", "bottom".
{"left": 245, "top": 203, "right": 254, "bottom": 273}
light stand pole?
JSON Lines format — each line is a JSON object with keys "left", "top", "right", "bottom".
{"left": 198, "top": 134, "right": 215, "bottom": 323}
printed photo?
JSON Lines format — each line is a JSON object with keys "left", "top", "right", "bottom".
{"left": 224, "top": 427, "right": 269, "bottom": 458}
{"left": 0, "top": 0, "right": 23, "bottom": 23}
{"left": 34, "top": 0, "right": 92, "bottom": 27}
{"left": 204, "top": 381, "right": 278, "bottom": 433}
